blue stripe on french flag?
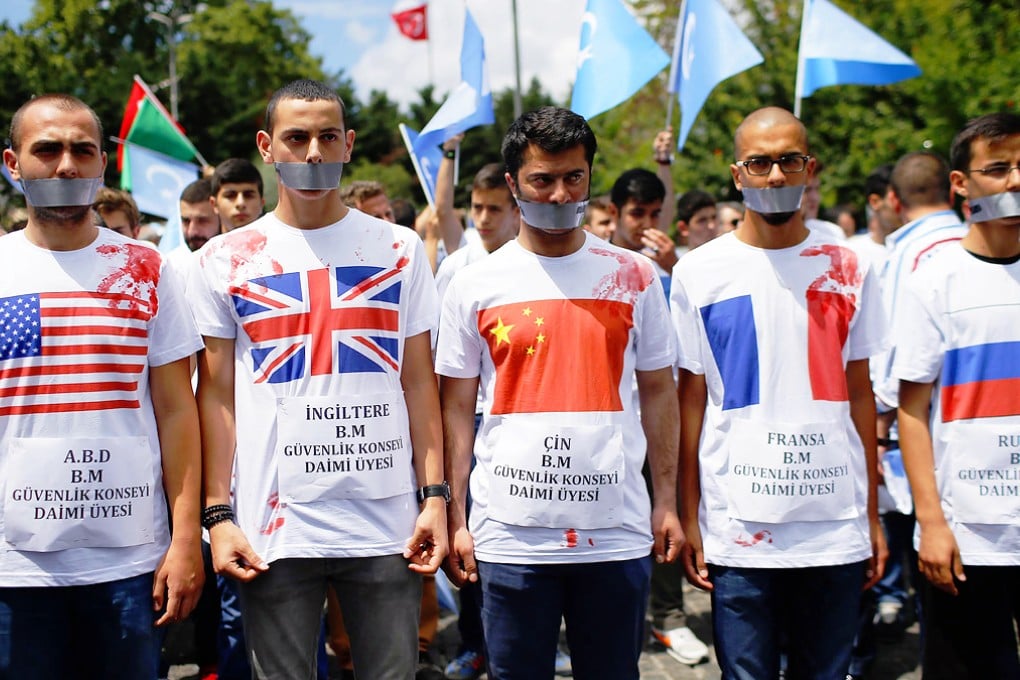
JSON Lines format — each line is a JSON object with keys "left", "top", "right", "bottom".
{"left": 701, "top": 295, "right": 760, "bottom": 411}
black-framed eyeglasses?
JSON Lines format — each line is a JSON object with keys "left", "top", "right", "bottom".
{"left": 739, "top": 154, "right": 811, "bottom": 176}
{"left": 967, "top": 164, "right": 1020, "bottom": 181}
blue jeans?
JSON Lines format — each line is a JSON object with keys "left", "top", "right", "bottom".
{"left": 710, "top": 562, "right": 866, "bottom": 680}
{"left": 0, "top": 572, "right": 160, "bottom": 679}
{"left": 478, "top": 557, "right": 651, "bottom": 680}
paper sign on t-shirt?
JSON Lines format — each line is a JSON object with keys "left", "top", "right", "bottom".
{"left": 276, "top": 393, "right": 413, "bottom": 503}
{"left": 486, "top": 421, "right": 625, "bottom": 530}
{"left": 726, "top": 420, "right": 858, "bottom": 523}
{"left": 4, "top": 437, "right": 156, "bottom": 552}
{"left": 949, "top": 425, "right": 1020, "bottom": 525}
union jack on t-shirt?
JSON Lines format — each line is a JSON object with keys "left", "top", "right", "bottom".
{"left": 230, "top": 266, "right": 403, "bottom": 383}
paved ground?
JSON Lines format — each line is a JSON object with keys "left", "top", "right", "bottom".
{"left": 168, "top": 579, "right": 922, "bottom": 679}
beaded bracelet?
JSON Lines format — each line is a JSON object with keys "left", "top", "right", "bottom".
{"left": 201, "top": 504, "right": 235, "bottom": 530}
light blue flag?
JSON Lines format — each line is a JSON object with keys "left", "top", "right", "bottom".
{"left": 797, "top": 0, "right": 921, "bottom": 98}
{"left": 158, "top": 196, "right": 183, "bottom": 254}
{"left": 412, "top": 8, "right": 494, "bottom": 158}
{"left": 0, "top": 163, "right": 23, "bottom": 194}
{"left": 124, "top": 143, "right": 199, "bottom": 220}
{"left": 571, "top": 0, "right": 670, "bottom": 121}
{"left": 399, "top": 123, "right": 443, "bottom": 208}
{"left": 670, "top": 0, "right": 764, "bottom": 151}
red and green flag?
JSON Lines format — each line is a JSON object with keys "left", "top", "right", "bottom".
{"left": 117, "top": 75, "right": 205, "bottom": 188}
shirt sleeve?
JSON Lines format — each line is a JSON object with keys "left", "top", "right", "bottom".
{"left": 402, "top": 236, "right": 440, "bottom": 340}
{"left": 846, "top": 264, "right": 889, "bottom": 362}
{"left": 891, "top": 276, "right": 944, "bottom": 384}
{"left": 186, "top": 243, "right": 238, "bottom": 340}
{"left": 634, "top": 272, "right": 677, "bottom": 372}
{"left": 669, "top": 271, "right": 706, "bottom": 375}
{"left": 149, "top": 257, "right": 204, "bottom": 367}
{"left": 434, "top": 275, "right": 482, "bottom": 379}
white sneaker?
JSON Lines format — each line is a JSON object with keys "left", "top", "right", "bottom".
{"left": 651, "top": 625, "right": 709, "bottom": 665}
{"left": 877, "top": 600, "right": 902, "bottom": 625}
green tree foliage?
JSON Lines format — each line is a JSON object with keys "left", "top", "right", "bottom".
{"left": 2, "top": 0, "right": 1016, "bottom": 220}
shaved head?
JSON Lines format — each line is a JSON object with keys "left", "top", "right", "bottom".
{"left": 734, "top": 107, "right": 807, "bottom": 159}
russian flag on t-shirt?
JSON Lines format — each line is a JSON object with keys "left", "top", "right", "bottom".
{"left": 941, "top": 340, "right": 1020, "bottom": 422}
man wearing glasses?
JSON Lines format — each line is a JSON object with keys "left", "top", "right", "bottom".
{"left": 894, "top": 112, "right": 1020, "bottom": 679}
{"left": 670, "top": 106, "right": 889, "bottom": 679}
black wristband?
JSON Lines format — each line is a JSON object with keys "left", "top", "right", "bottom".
{"left": 416, "top": 481, "right": 450, "bottom": 504}
{"left": 443, "top": 149, "right": 456, "bottom": 159}
{"left": 201, "top": 504, "right": 235, "bottom": 529}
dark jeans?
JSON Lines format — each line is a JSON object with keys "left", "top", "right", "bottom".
{"left": 921, "top": 565, "right": 1020, "bottom": 680}
{"left": 0, "top": 572, "right": 160, "bottom": 679}
{"left": 478, "top": 557, "right": 651, "bottom": 680}
{"left": 710, "top": 562, "right": 866, "bottom": 680}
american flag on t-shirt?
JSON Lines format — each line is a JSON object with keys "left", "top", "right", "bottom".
{"left": 231, "top": 265, "right": 403, "bottom": 384}
{"left": 0, "top": 292, "right": 151, "bottom": 417}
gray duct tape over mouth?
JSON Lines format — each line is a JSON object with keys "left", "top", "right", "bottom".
{"left": 274, "top": 162, "right": 345, "bottom": 191}
{"left": 969, "top": 192, "right": 1020, "bottom": 222}
{"left": 741, "top": 185, "right": 805, "bottom": 214}
{"left": 515, "top": 196, "right": 589, "bottom": 231}
{"left": 20, "top": 177, "right": 104, "bottom": 207}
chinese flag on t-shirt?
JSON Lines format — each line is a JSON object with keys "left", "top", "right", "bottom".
{"left": 477, "top": 299, "right": 633, "bottom": 415}
{"left": 391, "top": 4, "right": 428, "bottom": 41}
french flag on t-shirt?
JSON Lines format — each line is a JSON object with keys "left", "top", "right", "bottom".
{"left": 700, "top": 291, "right": 853, "bottom": 410}
{"left": 941, "top": 341, "right": 1020, "bottom": 422}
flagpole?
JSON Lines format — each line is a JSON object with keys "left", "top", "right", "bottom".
{"left": 793, "top": 0, "right": 810, "bottom": 118}
{"left": 510, "top": 0, "right": 523, "bottom": 118}
{"left": 664, "top": 0, "right": 687, "bottom": 131}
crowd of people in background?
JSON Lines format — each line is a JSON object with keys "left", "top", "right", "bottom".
{"left": 0, "top": 80, "right": 1017, "bottom": 680}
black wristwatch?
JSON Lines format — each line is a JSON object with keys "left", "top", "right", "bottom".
{"left": 416, "top": 481, "right": 450, "bottom": 504}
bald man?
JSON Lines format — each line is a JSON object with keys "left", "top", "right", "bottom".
{"left": 669, "top": 107, "right": 888, "bottom": 679}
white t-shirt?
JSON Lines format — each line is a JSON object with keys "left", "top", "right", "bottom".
{"left": 846, "top": 233, "right": 888, "bottom": 276}
{"left": 873, "top": 210, "right": 966, "bottom": 408}
{"left": 0, "top": 228, "right": 202, "bottom": 586}
{"left": 891, "top": 244, "right": 1020, "bottom": 565}
{"left": 671, "top": 230, "right": 887, "bottom": 568}
{"left": 435, "top": 241, "right": 490, "bottom": 303}
{"left": 435, "top": 233, "right": 676, "bottom": 564}
{"left": 807, "top": 218, "right": 847, "bottom": 242}
{"left": 188, "top": 209, "right": 439, "bottom": 563}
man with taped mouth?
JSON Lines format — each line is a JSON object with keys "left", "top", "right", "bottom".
{"left": 0, "top": 94, "right": 203, "bottom": 678}
{"left": 188, "top": 79, "right": 446, "bottom": 679}
{"left": 670, "top": 106, "right": 889, "bottom": 679}
{"left": 437, "top": 106, "right": 683, "bottom": 679}
{"left": 895, "top": 112, "right": 1020, "bottom": 679}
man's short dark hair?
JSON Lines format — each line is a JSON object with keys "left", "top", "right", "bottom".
{"left": 9, "top": 94, "right": 103, "bottom": 152}
{"left": 609, "top": 169, "right": 664, "bottom": 210}
{"left": 472, "top": 163, "right": 509, "bottom": 192}
{"left": 180, "top": 178, "right": 213, "bottom": 204}
{"left": 501, "top": 107, "right": 596, "bottom": 182}
{"left": 949, "top": 112, "right": 1020, "bottom": 172}
{"left": 676, "top": 189, "right": 716, "bottom": 224}
{"left": 890, "top": 152, "right": 951, "bottom": 210}
{"left": 211, "top": 158, "right": 263, "bottom": 198}
{"left": 264, "top": 79, "right": 346, "bottom": 136}
{"left": 864, "top": 164, "right": 894, "bottom": 200}
{"left": 390, "top": 198, "right": 416, "bottom": 228}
